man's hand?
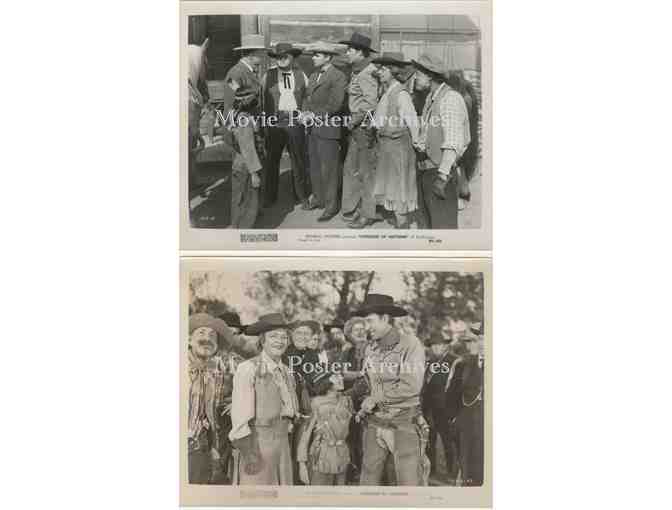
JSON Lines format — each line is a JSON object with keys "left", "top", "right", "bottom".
{"left": 251, "top": 172, "right": 261, "bottom": 189}
{"left": 360, "top": 396, "right": 378, "bottom": 414}
{"left": 299, "top": 461, "right": 310, "bottom": 485}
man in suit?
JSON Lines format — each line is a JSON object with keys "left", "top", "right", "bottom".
{"left": 421, "top": 331, "right": 467, "bottom": 484}
{"left": 261, "top": 43, "right": 311, "bottom": 209}
{"left": 301, "top": 42, "right": 348, "bottom": 221}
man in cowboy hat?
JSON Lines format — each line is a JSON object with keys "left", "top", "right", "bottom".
{"left": 260, "top": 43, "right": 311, "bottom": 210}
{"left": 301, "top": 42, "right": 348, "bottom": 221}
{"left": 229, "top": 313, "right": 301, "bottom": 485}
{"left": 218, "top": 311, "right": 258, "bottom": 359}
{"left": 338, "top": 33, "right": 381, "bottom": 228}
{"left": 224, "top": 34, "right": 267, "bottom": 97}
{"left": 351, "top": 294, "right": 430, "bottom": 486}
{"left": 221, "top": 86, "right": 265, "bottom": 229}
{"left": 411, "top": 53, "right": 471, "bottom": 230}
{"left": 188, "top": 313, "right": 245, "bottom": 484}
{"left": 421, "top": 331, "right": 467, "bottom": 484}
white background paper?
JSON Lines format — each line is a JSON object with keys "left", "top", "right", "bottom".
{"left": 1, "top": 0, "right": 671, "bottom": 509}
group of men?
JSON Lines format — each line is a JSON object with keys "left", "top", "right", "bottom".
{"left": 213, "top": 32, "right": 478, "bottom": 229}
{"left": 187, "top": 293, "right": 484, "bottom": 487}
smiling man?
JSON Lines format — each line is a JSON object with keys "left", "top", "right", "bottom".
{"left": 229, "top": 313, "right": 300, "bottom": 485}
{"left": 351, "top": 294, "right": 429, "bottom": 486}
{"left": 188, "top": 313, "right": 243, "bottom": 484}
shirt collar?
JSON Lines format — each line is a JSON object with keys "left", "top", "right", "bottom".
{"left": 375, "top": 326, "right": 401, "bottom": 352}
{"left": 240, "top": 58, "right": 255, "bottom": 73}
{"left": 261, "top": 350, "right": 282, "bottom": 371}
{"left": 430, "top": 82, "right": 446, "bottom": 102}
{"left": 352, "top": 58, "right": 371, "bottom": 74}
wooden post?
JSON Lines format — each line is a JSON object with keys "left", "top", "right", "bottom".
{"left": 370, "top": 15, "right": 380, "bottom": 52}
{"left": 240, "top": 15, "right": 259, "bottom": 36}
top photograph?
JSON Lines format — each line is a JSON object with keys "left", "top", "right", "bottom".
{"left": 180, "top": 2, "right": 491, "bottom": 251}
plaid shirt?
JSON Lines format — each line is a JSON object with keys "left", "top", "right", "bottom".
{"left": 419, "top": 83, "right": 471, "bottom": 174}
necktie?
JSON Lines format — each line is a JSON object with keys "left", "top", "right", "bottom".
{"left": 316, "top": 71, "right": 324, "bottom": 83}
{"left": 282, "top": 72, "right": 291, "bottom": 89}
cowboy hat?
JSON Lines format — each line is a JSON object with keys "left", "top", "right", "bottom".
{"left": 291, "top": 320, "right": 322, "bottom": 334}
{"left": 268, "top": 42, "right": 303, "bottom": 58}
{"left": 305, "top": 41, "right": 342, "bottom": 56}
{"left": 218, "top": 312, "right": 247, "bottom": 332}
{"left": 411, "top": 53, "right": 448, "bottom": 80}
{"left": 189, "top": 312, "right": 235, "bottom": 349}
{"left": 323, "top": 321, "right": 345, "bottom": 331}
{"left": 372, "top": 52, "right": 409, "bottom": 67}
{"left": 246, "top": 313, "right": 291, "bottom": 336}
{"left": 339, "top": 32, "right": 378, "bottom": 53}
{"left": 352, "top": 294, "right": 407, "bottom": 318}
{"left": 233, "top": 34, "right": 267, "bottom": 52}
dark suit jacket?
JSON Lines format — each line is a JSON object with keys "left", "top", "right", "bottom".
{"left": 421, "top": 351, "right": 465, "bottom": 421}
{"left": 304, "top": 64, "right": 347, "bottom": 140}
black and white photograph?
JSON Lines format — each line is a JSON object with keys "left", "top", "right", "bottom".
{"left": 180, "top": 257, "right": 491, "bottom": 507}
{"left": 181, "top": 2, "right": 492, "bottom": 251}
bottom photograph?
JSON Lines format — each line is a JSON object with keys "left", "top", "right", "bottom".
{"left": 180, "top": 257, "right": 491, "bottom": 507}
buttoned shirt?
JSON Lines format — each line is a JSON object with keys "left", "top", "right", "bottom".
{"left": 347, "top": 60, "right": 378, "bottom": 123}
{"left": 228, "top": 350, "right": 298, "bottom": 441}
{"left": 276, "top": 69, "right": 304, "bottom": 111}
{"left": 418, "top": 82, "right": 471, "bottom": 175}
{"left": 363, "top": 326, "right": 425, "bottom": 414}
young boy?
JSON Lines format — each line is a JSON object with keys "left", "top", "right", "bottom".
{"left": 296, "top": 369, "right": 354, "bottom": 486}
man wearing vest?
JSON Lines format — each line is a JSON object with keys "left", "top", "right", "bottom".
{"left": 229, "top": 313, "right": 300, "bottom": 485}
{"left": 301, "top": 42, "right": 348, "bottom": 221}
{"left": 338, "top": 33, "right": 381, "bottom": 228}
{"left": 411, "top": 54, "right": 471, "bottom": 229}
{"left": 261, "top": 43, "right": 311, "bottom": 209}
{"left": 352, "top": 294, "right": 430, "bottom": 486}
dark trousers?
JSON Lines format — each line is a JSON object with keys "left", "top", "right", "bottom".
{"left": 308, "top": 131, "right": 342, "bottom": 214}
{"left": 417, "top": 168, "right": 458, "bottom": 229}
{"left": 456, "top": 401, "right": 484, "bottom": 486}
{"left": 264, "top": 123, "right": 309, "bottom": 205}
{"left": 427, "top": 413, "right": 460, "bottom": 483}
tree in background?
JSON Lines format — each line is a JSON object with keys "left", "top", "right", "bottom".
{"left": 398, "top": 272, "right": 484, "bottom": 341}
{"left": 245, "top": 271, "right": 377, "bottom": 323}
{"left": 189, "top": 272, "right": 238, "bottom": 316}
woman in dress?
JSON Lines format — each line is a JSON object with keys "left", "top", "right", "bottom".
{"left": 371, "top": 52, "right": 420, "bottom": 229}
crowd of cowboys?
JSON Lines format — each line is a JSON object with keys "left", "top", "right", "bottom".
{"left": 188, "top": 31, "right": 480, "bottom": 229}
{"left": 188, "top": 293, "right": 484, "bottom": 487}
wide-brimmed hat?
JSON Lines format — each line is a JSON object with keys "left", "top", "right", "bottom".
{"left": 305, "top": 41, "right": 342, "bottom": 56}
{"left": 411, "top": 53, "right": 447, "bottom": 79}
{"left": 339, "top": 32, "right": 378, "bottom": 53}
{"left": 218, "top": 312, "right": 246, "bottom": 331}
{"left": 323, "top": 321, "right": 345, "bottom": 331}
{"left": 189, "top": 312, "right": 235, "bottom": 349}
{"left": 291, "top": 320, "right": 322, "bottom": 334}
{"left": 233, "top": 34, "right": 267, "bottom": 52}
{"left": 352, "top": 294, "right": 407, "bottom": 318}
{"left": 268, "top": 42, "right": 302, "bottom": 58}
{"left": 372, "top": 52, "right": 409, "bottom": 67}
{"left": 246, "top": 313, "right": 291, "bottom": 336}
